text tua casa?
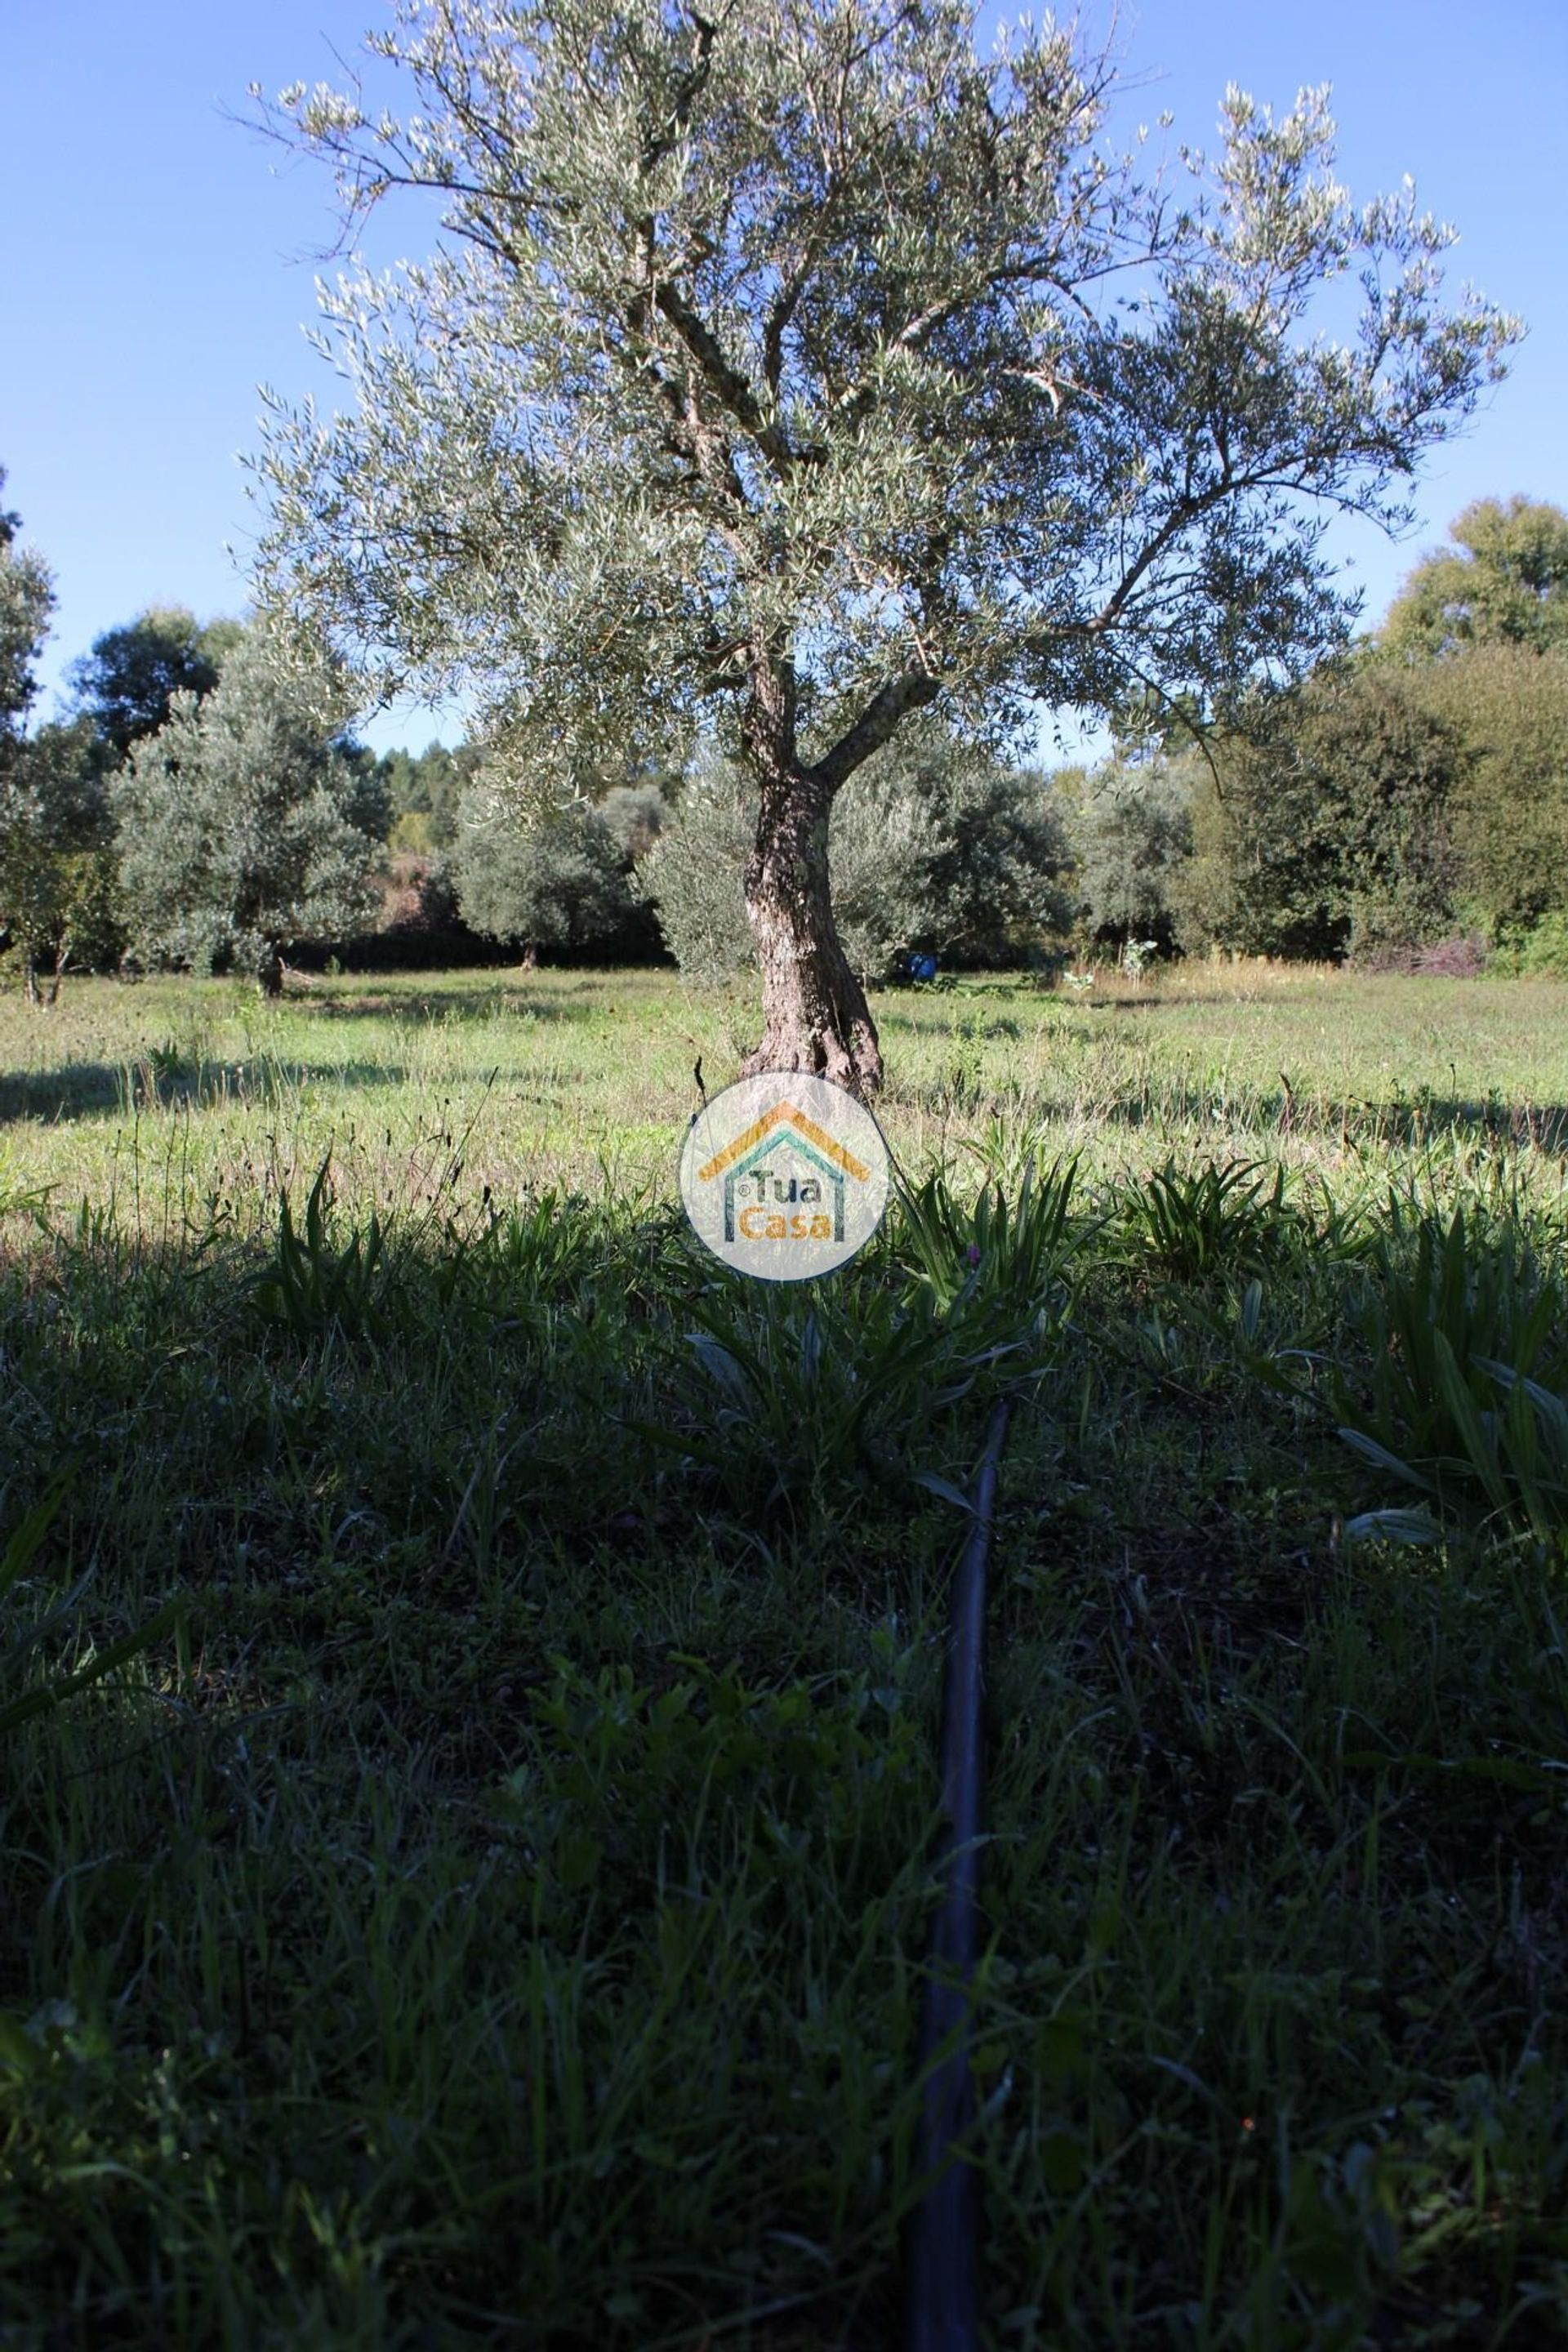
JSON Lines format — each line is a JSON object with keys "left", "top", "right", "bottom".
{"left": 736, "top": 1170, "right": 835, "bottom": 1242}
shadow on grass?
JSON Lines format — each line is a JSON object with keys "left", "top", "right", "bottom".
{"left": 0, "top": 1065, "right": 127, "bottom": 1121}
{"left": 1103, "top": 1090, "right": 1568, "bottom": 1149}
{"left": 286, "top": 987, "right": 595, "bottom": 1025}
{"left": 883, "top": 993, "right": 1258, "bottom": 1032}
{"left": 0, "top": 1060, "right": 420, "bottom": 1124}
{"left": 896, "top": 1075, "right": 1568, "bottom": 1150}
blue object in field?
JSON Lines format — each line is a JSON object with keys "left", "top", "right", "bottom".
{"left": 908, "top": 952, "right": 938, "bottom": 982}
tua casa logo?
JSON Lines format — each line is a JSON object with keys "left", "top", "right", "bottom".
{"left": 678, "top": 1072, "right": 891, "bottom": 1281}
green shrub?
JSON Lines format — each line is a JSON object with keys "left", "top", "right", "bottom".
{"left": 1489, "top": 911, "right": 1568, "bottom": 978}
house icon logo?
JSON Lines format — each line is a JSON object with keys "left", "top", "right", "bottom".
{"left": 678, "top": 1073, "right": 890, "bottom": 1281}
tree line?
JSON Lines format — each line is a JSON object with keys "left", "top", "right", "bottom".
{"left": 1068, "top": 495, "right": 1568, "bottom": 976}
{"left": 472, "top": 490, "right": 1568, "bottom": 986}
{"left": 0, "top": 495, "right": 386, "bottom": 1000}
{"left": 3, "top": 477, "right": 1564, "bottom": 1000}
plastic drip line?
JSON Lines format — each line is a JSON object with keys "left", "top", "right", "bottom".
{"left": 904, "top": 1395, "right": 1012, "bottom": 2352}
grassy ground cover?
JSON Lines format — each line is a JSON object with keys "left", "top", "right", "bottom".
{"left": 1, "top": 963, "right": 1566, "bottom": 2349}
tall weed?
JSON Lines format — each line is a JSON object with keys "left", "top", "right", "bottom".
{"left": 1339, "top": 1203, "right": 1568, "bottom": 1553}
{"left": 1, "top": 1463, "right": 179, "bottom": 1735}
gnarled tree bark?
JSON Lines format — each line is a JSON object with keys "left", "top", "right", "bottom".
{"left": 739, "top": 657, "right": 941, "bottom": 1098}
{"left": 742, "top": 764, "right": 882, "bottom": 1096}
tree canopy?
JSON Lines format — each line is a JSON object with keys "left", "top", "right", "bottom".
{"left": 0, "top": 470, "right": 52, "bottom": 738}
{"left": 247, "top": 0, "right": 1520, "bottom": 1085}
{"left": 450, "top": 779, "right": 654, "bottom": 956}
{"left": 114, "top": 630, "right": 385, "bottom": 991}
{"left": 1377, "top": 497, "right": 1568, "bottom": 662}
{"left": 0, "top": 719, "right": 120, "bottom": 1001}
{"left": 69, "top": 606, "right": 247, "bottom": 761}
{"left": 1416, "top": 642, "right": 1568, "bottom": 931}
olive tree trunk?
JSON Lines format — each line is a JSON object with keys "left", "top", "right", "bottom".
{"left": 741, "top": 766, "right": 881, "bottom": 1098}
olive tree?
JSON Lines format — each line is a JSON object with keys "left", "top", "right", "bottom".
{"left": 114, "top": 630, "right": 384, "bottom": 992}
{"left": 451, "top": 778, "right": 656, "bottom": 961}
{"left": 247, "top": 0, "right": 1518, "bottom": 1092}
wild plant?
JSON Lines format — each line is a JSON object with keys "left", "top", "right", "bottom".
{"left": 1, "top": 1462, "right": 179, "bottom": 1736}
{"left": 248, "top": 1152, "right": 392, "bottom": 1342}
{"left": 893, "top": 1151, "right": 1081, "bottom": 1327}
{"left": 493, "top": 1650, "right": 929, "bottom": 1908}
{"left": 1120, "top": 1155, "right": 1297, "bottom": 1283}
{"left": 1337, "top": 1201, "right": 1568, "bottom": 1552}
{"left": 476, "top": 1187, "right": 604, "bottom": 1302}
{"left": 630, "top": 1276, "right": 1021, "bottom": 1527}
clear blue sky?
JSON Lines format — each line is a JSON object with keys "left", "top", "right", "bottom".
{"left": 2, "top": 0, "right": 1563, "bottom": 757}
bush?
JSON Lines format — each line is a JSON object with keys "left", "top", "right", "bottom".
{"left": 450, "top": 785, "right": 665, "bottom": 960}
{"left": 1488, "top": 912, "right": 1568, "bottom": 978}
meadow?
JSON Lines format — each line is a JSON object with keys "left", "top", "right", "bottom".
{"left": 1, "top": 960, "right": 1566, "bottom": 2350}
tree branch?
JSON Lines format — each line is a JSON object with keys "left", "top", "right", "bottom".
{"left": 652, "top": 283, "right": 795, "bottom": 471}
{"left": 807, "top": 668, "right": 942, "bottom": 792}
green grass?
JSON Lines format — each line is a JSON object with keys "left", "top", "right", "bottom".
{"left": 1, "top": 961, "right": 1566, "bottom": 2349}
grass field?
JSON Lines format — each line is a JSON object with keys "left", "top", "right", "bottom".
{"left": 2, "top": 961, "right": 1566, "bottom": 2350}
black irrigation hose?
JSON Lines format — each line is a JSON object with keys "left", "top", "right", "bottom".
{"left": 904, "top": 1395, "right": 1013, "bottom": 2352}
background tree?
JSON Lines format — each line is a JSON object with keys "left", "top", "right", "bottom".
{"left": 70, "top": 605, "right": 246, "bottom": 761}
{"left": 1414, "top": 644, "right": 1568, "bottom": 935}
{"left": 598, "top": 780, "right": 671, "bottom": 868}
{"left": 1063, "top": 746, "right": 1196, "bottom": 955}
{"left": 114, "top": 629, "right": 383, "bottom": 991}
{"left": 377, "top": 739, "right": 479, "bottom": 853}
{"left": 0, "top": 469, "right": 52, "bottom": 747}
{"left": 1376, "top": 497, "right": 1568, "bottom": 663}
{"left": 1178, "top": 701, "right": 1350, "bottom": 960}
{"left": 1180, "top": 666, "right": 1467, "bottom": 960}
{"left": 830, "top": 727, "right": 1071, "bottom": 979}
{"left": 450, "top": 777, "right": 662, "bottom": 964}
{"left": 0, "top": 472, "right": 118, "bottom": 1000}
{"left": 637, "top": 751, "right": 756, "bottom": 985}
{"left": 250, "top": 0, "right": 1518, "bottom": 1092}
{"left": 0, "top": 719, "right": 121, "bottom": 1002}
{"left": 1312, "top": 670, "right": 1465, "bottom": 956}
{"left": 643, "top": 724, "right": 1071, "bottom": 982}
